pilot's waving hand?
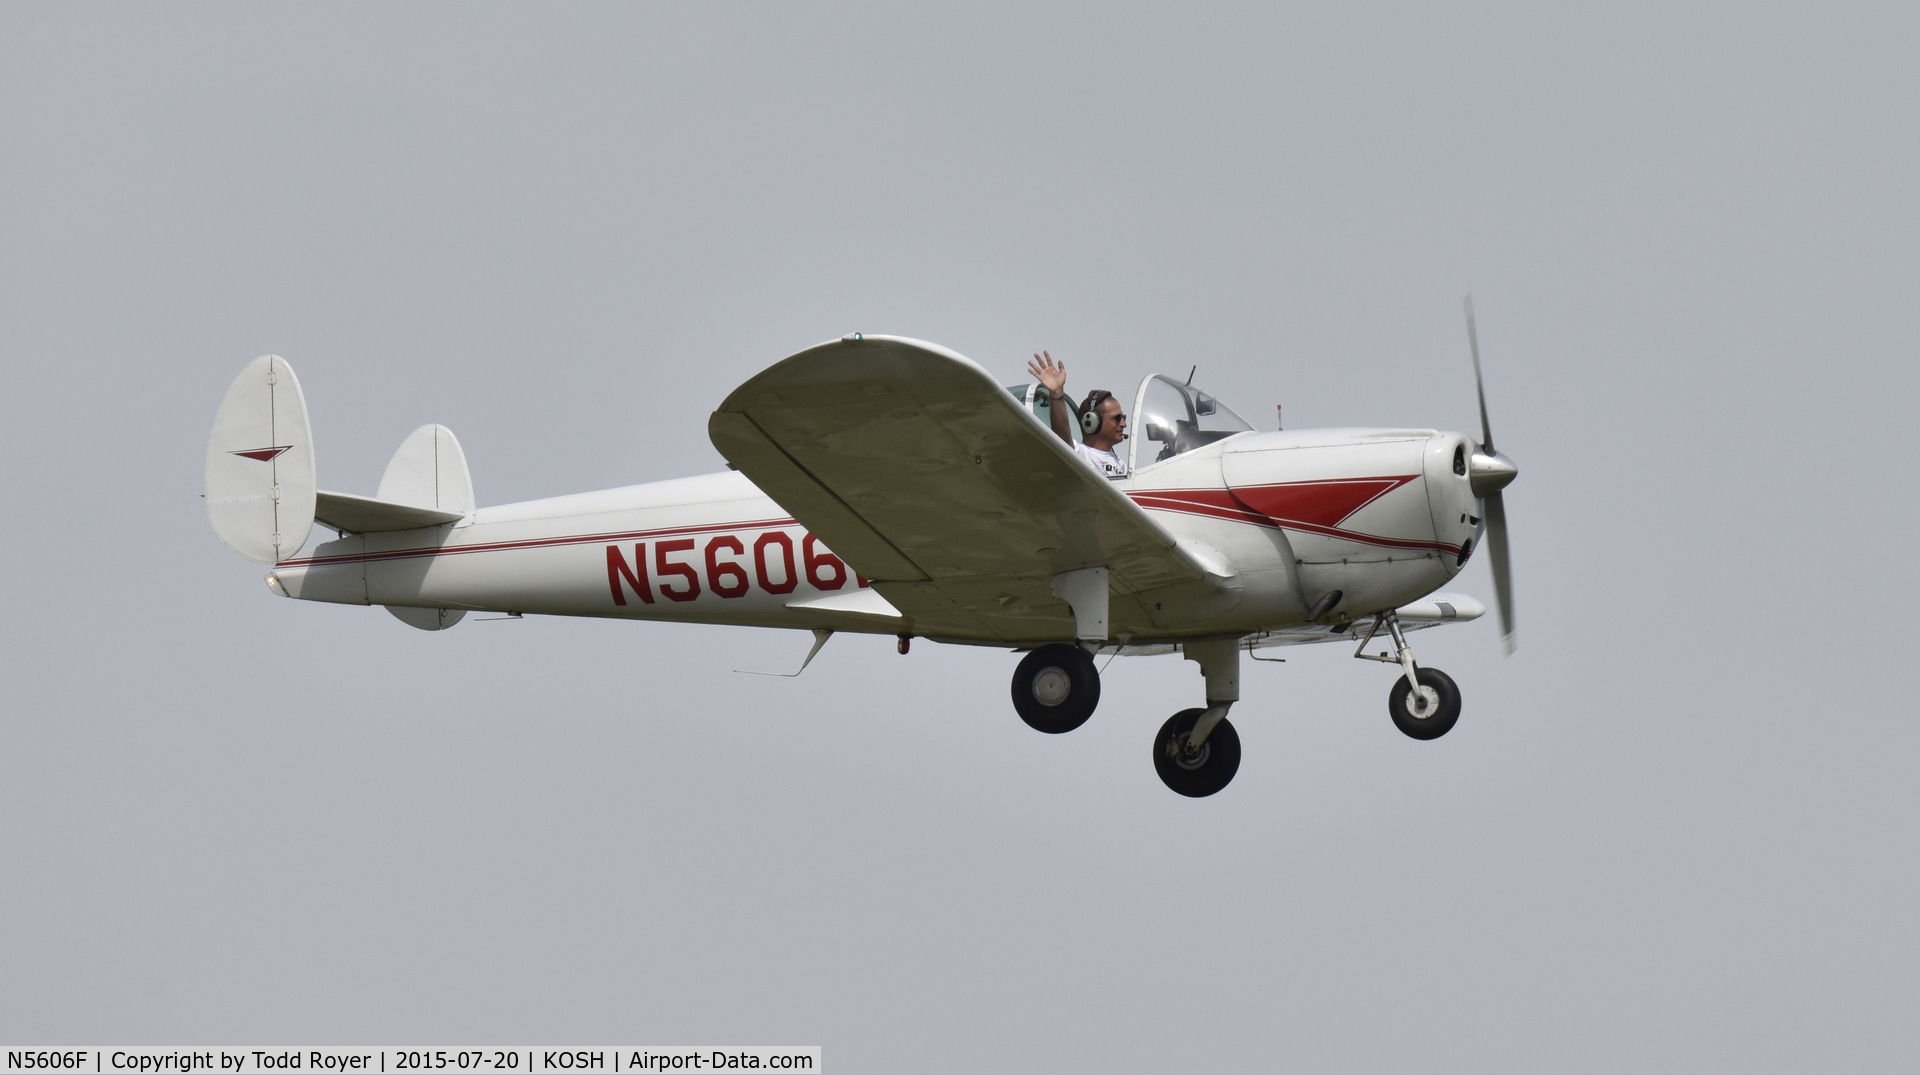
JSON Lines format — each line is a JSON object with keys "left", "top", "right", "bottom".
{"left": 1027, "top": 351, "right": 1129, "bottom": 479}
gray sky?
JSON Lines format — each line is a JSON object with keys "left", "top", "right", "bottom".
{"left": 4, "top": 3, "right": 1916, "bottom": 1070}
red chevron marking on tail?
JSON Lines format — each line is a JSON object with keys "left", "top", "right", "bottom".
{"left": 231, "top": 446, "right": 293, "bottom": 462}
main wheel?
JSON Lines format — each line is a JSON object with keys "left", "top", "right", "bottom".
{"left": 1011, "top": 643, "right": 1101, "bottom": 733}
{"left": 1388, "top": 667, "right": 1461, "bottom": 740}
{"left": 1153, "top": 708, "right": 1241, "bottom": 798}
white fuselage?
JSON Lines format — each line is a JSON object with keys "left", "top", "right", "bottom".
{"left": 269, "top": 426, "right": 1487, "bottom": 643}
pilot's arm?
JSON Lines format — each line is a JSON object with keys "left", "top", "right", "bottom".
{"left": 1026, "top": 351, "right": 1076, "bottom": 445}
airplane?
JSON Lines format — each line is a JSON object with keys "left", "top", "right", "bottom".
{"left": 205, "top": 305, "right": 1517, "bottom": 797}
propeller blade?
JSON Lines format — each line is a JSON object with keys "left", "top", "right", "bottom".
{"left": 1464, "top": 293, "right": 1515, "bottom": 653}
{"left": 1482, "top": 489, "right": 1515, "bottom": 654}
{"left": 1464, "top": 293, "right": 1495, "bottom": 456}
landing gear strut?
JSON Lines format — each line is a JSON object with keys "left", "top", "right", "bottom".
{"left": 1151, "top": 637, "right": 1244, "bottom": 797}
{"left": 1010, "top": 643, "right": 1101, "bottom": 734}
{"left": 1355, "top": 613, "right": 1462, "bottom": 740}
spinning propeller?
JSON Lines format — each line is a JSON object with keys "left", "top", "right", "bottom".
{"left": 1463, "top": 295, "right": 1518, "bottom": 654}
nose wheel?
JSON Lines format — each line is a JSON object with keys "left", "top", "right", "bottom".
{"left": 1010, "top": 643, "right": 1101, "bottom": 733}
{"left": 1356, "top": 612, "right": 1464, "bottom": 740}
{"left": 1153, "top": 708, "right": 1241, "bottom": 797}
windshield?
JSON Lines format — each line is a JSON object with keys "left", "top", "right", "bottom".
{"left": 1129, "top": 375, "right": 1253, "bottom": 471}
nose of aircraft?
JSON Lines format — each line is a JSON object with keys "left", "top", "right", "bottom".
{"left": 1468, "top": 448, "right": 1518, "bottom": 497}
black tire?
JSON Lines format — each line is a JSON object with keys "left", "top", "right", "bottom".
{"left": 1152, "top": 708, "right": 1241, "bottom": 798}
{"left": 1388, "top": 667, "right": 1461, "bottom": 740}
{"left": 1011, "top": 643, "right": 1101, "bottom": 734}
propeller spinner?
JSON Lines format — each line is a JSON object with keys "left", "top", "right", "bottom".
{"left": 1463, "top": 294, "right": 1517, "bottom": 654}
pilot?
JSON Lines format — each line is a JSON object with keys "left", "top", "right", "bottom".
{"left": 1026, "top": 351, "right": 1128, "bottom": 478}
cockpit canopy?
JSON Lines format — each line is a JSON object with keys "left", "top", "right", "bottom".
{"left": 1005, "top": 373, "right": 1254, "bottom": 473}
{"left": 1129, "top": 374, "right": 1253, "bottom": 471}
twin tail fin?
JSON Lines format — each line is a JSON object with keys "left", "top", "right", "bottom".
{"left": 205, "top": 355, "right": 317, "bottom": 563}
{"left": 207, "top": 356, "right": 477, "bottom": 632}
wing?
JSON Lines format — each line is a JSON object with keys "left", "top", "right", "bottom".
{"left": 710, "top": 335, "right": 1209, "bottom": 643}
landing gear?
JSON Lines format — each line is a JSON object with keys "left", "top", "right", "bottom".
{"left": 1153, "top": 708, "right": 1241, "bottom": 797}
{"left": 1355, "top": 612, "right": 1463, "bottom": 740}
{"left": 1011, "top": 643, "right": 1101, "bottom": 733}
{"left": 1389, "top": 667, "right": 1460, "bottom": 740}
{"left": 1143, "top": 637, "right": 1246, "bottom": 797}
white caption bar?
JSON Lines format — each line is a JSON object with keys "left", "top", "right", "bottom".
{"left": 0, "top": 1051, "right": 820, "bottom": 1075}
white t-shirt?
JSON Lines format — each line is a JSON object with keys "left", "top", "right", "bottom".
{"left": 1072, "top": 440, "right": 1129, "bottom": 479}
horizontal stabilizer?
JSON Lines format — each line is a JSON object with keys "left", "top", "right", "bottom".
{"left": 315, "top": 490, "right": 465, "bottom": 533}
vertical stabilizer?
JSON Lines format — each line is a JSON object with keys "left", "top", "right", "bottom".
{"left": 376, "top": 423, "right": 474, "bottom": 631}
{"left": 386, "top": 606, "right": 466, "bottom": 631}
{"left": 376, "top": 424, "right": 475, "bottom": 514}
{"left": 206, "top": 355, "right": 317, "bottom": 563}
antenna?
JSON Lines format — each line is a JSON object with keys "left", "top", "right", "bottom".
{"left": 1185, "top": 365, "right": 1197, "bottom": 385}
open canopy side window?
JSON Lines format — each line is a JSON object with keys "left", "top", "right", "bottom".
{"left": 1005, "top": 381, "right": 1083, "bottom": 444}
{"left": 1129, "top": 374, "right": 1253, "bottom": 471}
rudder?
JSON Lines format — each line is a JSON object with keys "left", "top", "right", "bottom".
{"left": 206, "top": 355, "right": 317, "bottom": 563}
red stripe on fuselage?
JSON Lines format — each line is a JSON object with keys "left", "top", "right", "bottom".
{"left": 1128, "top": 483, "right": 1461, "bottom": 557}
{"left": 276, "top": 515, "right": 800, "bottom": 568}
{"left": 1229, "top": 475, "right": 1418, "bottom": 528}
{"left": 1127, "top": 489, "right": 1275, "bottom": 528}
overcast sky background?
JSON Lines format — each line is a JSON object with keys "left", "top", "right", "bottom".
{"left": 3, "top": 4, "right": 1916, "bottom": 1071}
